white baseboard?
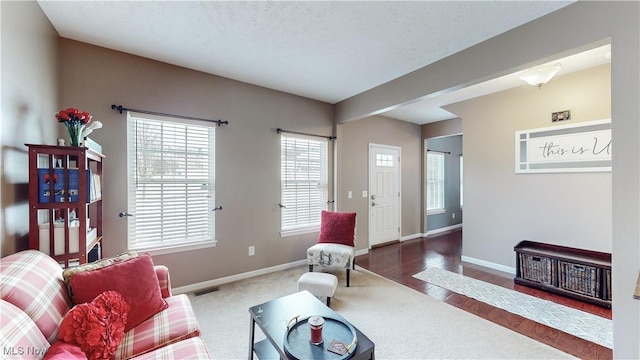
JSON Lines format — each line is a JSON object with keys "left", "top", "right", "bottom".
{"left": 355, "top": 248, "right": 369, "bottom": 257}
{"left": 172, "top": 259, "right": 308, "bottom": 295}
{"left": 400, "top": 233, "right": 425, "bottom": 241}
{"left": 426, "top": 223, "right": 462, "bottom": 237}
{"left": 175, "top": 246, "right": 374, "bottom": 295}
{"left": 461, "top": 255, "right": 516, "bottom": 275}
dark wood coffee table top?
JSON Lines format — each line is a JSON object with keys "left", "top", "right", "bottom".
{"left": 249, "top": 290, "right": 375, "bottom": 360}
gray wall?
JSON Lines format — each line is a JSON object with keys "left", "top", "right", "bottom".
{"left": 446, "top": 64, "right": 611, "bottom": 260}
{"left": 338, "top": 3, "right": 639, "bottom": 357}
{"left": 426, "top": 135, "right": 462, "bottom": 232}
{"left": 56, "top": 39, "right": 333, "bottom": 289}
{"left": 1, "top": 1, "right": 60, "bottom": 256}
{"left": 336, "top": 115, "right": 422, "bottom": 246}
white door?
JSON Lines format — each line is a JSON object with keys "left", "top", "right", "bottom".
{"left": 368, "top": 144, "right": 401, "bottom": 247}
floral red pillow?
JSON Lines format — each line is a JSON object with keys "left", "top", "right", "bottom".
{"left": 58, "top": 291, "right": 129, "bottom": 360}
{"left": 44, "top": 342, "right": 86, "bottom": 360}
{"left": 318, "top": 211, "right": 357, "bottom": 247}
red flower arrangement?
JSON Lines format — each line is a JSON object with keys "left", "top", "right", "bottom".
{"left": 55, "top": 108, "right": 92, "bottom": 146}
{"left": 58, "top": 291, "right": 130, "bottom": 360}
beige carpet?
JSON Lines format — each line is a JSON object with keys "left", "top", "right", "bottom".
{"left": 188, "top": 266, "right": 574, "bottom": 359}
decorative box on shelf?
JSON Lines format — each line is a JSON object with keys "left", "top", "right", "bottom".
{"left": 37, "top": 168, "right": 91, "bottom": 203}
{"left": 557, "top": 260, "right": 601, "bottom": 298}
{"left": 82, "top": 137, "right": 102, "bottom": 154}
{"left": 38, "top": 220, "right": 97, "bottom": 256}
{"left": 518, "top": 252, "right": 554, "bottom": 286}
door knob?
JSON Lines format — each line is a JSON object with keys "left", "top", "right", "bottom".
{"left": 119, "top": 211, "right": 134, "bottom": 218}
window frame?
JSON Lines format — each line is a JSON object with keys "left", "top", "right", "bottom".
{"left": 279, "top": 134, "right": 329, "bottom": 237}
{"left": 459, "top": 155, "right": 463, "bottom": 209}
{"left": 126, "top": 112, "right": 217, "bottom": 254}
{"left": 426, "top": 151, "right": 446, "bottom": 215}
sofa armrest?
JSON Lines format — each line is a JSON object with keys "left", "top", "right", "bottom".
{"left": 154, "top": 265, "right": 172, "bottom": 298}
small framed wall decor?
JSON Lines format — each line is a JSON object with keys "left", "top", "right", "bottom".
{"left": 552, "top": 110, "right": 571, "bottom": 122}
{"left": 515, "top": 119, "right": 611, "bottom": 173}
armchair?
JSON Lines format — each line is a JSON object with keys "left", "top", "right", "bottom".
{"left": 307, "top": 211, "right": 357, "bottom": 287}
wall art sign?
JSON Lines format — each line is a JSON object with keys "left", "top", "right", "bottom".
{"left": 515, "top": 119, "right": 611, "bottom": 173}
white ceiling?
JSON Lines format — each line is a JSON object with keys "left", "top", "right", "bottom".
{"left": 38, "top": 1, "right": 592, "bottom": 125}
{"left": 383, "top": 44, "right": 612, "bottom": 123}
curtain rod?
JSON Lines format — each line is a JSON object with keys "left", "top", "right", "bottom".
{"left": 427, "top": 149, "right": 451, "bottom": 154}
{"left": 111, "top": 104, "right": 229, "bottom": 127}
{"left": 276, "top": 128, "right": 336, "bottom": 140}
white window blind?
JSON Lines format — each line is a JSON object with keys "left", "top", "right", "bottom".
{"left": 280, "top": 135, "right": 328, "bottom": 234}
{"left": 127, "top": 113, "right": 215, "bottom": 251}
{"left": 427, "top": 152, "right": 445, "bottom": 213}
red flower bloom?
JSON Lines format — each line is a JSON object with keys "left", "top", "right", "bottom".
{"left": 58, "top": 291, "right": 130, "bottom": 360}
{"left": 55, "top": 108, "right": 92, "bottom": 124}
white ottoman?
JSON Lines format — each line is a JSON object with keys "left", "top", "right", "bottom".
{"left": 297, "top": 272, "right": 338, "bottom": 307}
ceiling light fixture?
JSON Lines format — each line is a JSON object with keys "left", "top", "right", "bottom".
{"left": 519, "top": 63, "right": 562, "bottom": 88}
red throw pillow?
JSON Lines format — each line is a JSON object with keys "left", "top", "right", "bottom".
{"left": 58, "top": 291, "right": 129, "bottom": 360}
{"left": 318, "top": 211, "right": 357, "bottom": 247}
{"left": 68, "top": 253, "right": 168, "bottom": 331}
{"left": 44, "top": 341, "right": 87, "bottom": 360}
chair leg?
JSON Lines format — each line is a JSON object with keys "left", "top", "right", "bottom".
{"left": 346, "top": 269, "right": 350, "bottom": 287}
{"left": 326, "top": 297, "right": 331, "bottom": 307}
{"left": 308, "top": 264, "right": 313, "bottom": 272}
{"left": 352, "top": 259, "right": 356, "bottom": 270}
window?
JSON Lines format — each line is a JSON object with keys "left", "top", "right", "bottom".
{"left": 459, "top": 155, "right": 463, "bottom": 208}
{"left": 427, "top": 152, "right": 445, "bottom": 214}
{"left": 127, "top": 113, "right": 216, "bottom": 252}
{"left": 280, "top": 135, "right": 328, "bottom": 235}
{"left": 376, "top": 154, "right": 394, "bottom": 167}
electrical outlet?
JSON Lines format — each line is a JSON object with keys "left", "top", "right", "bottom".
{"left": 452, "top": 213, "right": 456, "bottom": 219}
{"left": 248, "top": 246, "right": 255, "bottom": 256}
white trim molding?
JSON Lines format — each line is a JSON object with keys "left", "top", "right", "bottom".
{"left": 426, "top": 223, "right": 462, "bottom": 237}
{"left": 355, "top": 248, "right": 369, "bottom": 257}
{"left": 172, "top": 259, "right": 308, "bottom": 295}
{"left": 461, "top": 255, "right": 516, "bottom": 275}
{"left": 173, "top": 249, "right": 371, "bottom": 294}
{"left": 400, "top": 233, "right": 425, "bottom": 241}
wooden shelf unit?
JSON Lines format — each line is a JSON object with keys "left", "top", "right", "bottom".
{"left": 514, "top": 240, "right": 611, "bottom": 308}
{"left": 27, "top": 144, "right": 104, "bottom": 268}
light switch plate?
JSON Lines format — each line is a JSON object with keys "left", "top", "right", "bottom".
{"left": 362, "top": 190, "right": 368, "bottom": 198}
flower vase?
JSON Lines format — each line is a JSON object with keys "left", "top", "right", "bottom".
{"left": 66, "top": 124, "right": 85, "bottom": 147}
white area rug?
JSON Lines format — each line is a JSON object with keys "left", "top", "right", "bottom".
{"left": 412, "top": 267, "right": 613, "bottom": 349}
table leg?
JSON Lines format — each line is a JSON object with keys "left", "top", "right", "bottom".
{"left": 249, "top": 316, "right": 256, "bottom": 360}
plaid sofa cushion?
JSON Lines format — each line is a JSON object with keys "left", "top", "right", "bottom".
{"left": 0, "top": 300, "right": 50, "bottom": 360}
{"left": 131, "top": 337, "right": 210, "bottom": 360}
{"left": 114, "top": 294, "right": 200, "bottom": 360}
{"left": 0, "top": 250, "right": 71, "bottom": 343}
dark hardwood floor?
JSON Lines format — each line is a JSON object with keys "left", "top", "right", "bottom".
{"left": 355, "top": 229, "right": 612, "bottom": 360}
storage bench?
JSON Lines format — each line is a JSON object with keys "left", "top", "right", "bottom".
{"left": 514, "top": 240, "right": 611, "bottom": 307}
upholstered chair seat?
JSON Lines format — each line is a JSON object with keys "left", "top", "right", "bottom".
{"left": 306, "top": 211, "right": 357, "bottom": 287}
